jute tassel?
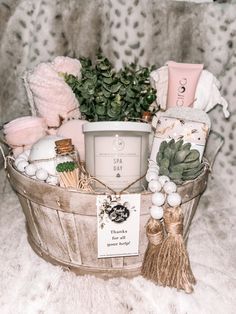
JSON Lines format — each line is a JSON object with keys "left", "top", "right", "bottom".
{"left": 141, "top": 217, "right": 164, "bottom": 282}
{"left": 157, "top": 206, "right": 196, "bottom": 293}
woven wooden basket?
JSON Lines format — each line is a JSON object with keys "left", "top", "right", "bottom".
{"left": 6, "top": 159, "right": 209, "bottom": 279}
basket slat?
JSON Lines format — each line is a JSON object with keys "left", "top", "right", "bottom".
{"left": 18, "top": 196, "right": 43, "bottom": 248}
{"left": 33, "top": 203, "right": 70, "bottom": 261}
{"left": 57, "top": 211, "right": 82, "bottom": 264}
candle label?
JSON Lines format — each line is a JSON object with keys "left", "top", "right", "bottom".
{"left": 97, "top": 194, "right": 140, "bottom": 258}
{"left": 94, "top": 135, "right": 142, "bottom": 189}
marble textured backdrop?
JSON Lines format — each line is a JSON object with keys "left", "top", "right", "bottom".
{"left": 0, "top": 0, "right": 235, "bottom": 202}
{"left": 0, "top": 0, "right": 235, "bottom": 120}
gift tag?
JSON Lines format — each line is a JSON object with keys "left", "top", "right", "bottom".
{"left": 96, "top": 194, "right": 141, "bottom": 258}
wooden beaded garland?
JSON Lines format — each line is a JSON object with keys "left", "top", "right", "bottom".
{"left": 147, "top": 164, "right": 182, "bottom": 219}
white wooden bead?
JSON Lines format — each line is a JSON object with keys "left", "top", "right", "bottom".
{"left": 150, "top": 205, "right": 164, "bottom": 220}
{"left": 158, "top": 175, "right": 170, "bottom": 186}
{"left": 25, "top": 164, "right": 37, "bottom": 176}
{"left": 147, "top": 167, "right": 159, "bottom": 175}
{"left": 14, "top": 157, "right": 26, "bottom": 167}
{"left": 146, "top": 170, "right": 159, "bottom": 183}
{"left": 16, "top": 160, "right": 29, "bottom": 172}
{"left": 148, "top": 161, "right": 160, "bottom": 171}
{"left": 36, "top": 168, "right": 48, "bottom": 181}
{"left": 163, "top": 181, "right": 177, "bottom": 194}
{"left": 167, "top": 193, "right": 182, "bottom": 207}
{"left": 148, "top": 180, "right": 162, "bottom": 193}
{"left": 152, "top": 192, "right": 166, "bottom": 206}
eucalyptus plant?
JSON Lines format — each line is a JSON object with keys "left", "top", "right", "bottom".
{"left": 64, "top": 54, "right": 157, "bottom": 121}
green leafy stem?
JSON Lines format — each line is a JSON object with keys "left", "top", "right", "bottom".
{"left": 63, "top": 54, "right": 157, "bottom": 121}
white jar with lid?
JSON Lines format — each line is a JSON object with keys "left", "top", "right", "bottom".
{"left": 83, "top": 121, "right": 151, "bottom": 192}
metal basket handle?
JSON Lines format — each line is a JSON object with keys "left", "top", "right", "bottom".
{"left": 204, "top": 130, "right": 224, "bottom": 170}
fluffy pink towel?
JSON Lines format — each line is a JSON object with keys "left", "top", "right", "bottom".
{"left": 27, "top": 57, "right": 81, "bottom": 128}
{"left": 4, "top": 116, "right": 47, "bottom": 157}
{"left": 51, "top": 56, "right": 82, "bottom": 78}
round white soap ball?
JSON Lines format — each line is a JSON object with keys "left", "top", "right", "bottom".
{"left": 16, "top": 160, "right": 29, "bottom": 172}
{"left": 158, "top": 175, "right": 170, "bottom": 186}
{"left": 25, "top": 164, "right": 37, "bottom": 176}
{"left": 46, "top": 175, "right": 58, "bottom": 186}
{"left": 148, "top": 180, "right": 162, "bottom": 193}
{"left": 152, "top": 192, "right": 166, "bottom": 206}
{"left": 36, "top": 168, "right": 48, "bottom": 181}
{"left": 167, "top": 193, "right": 182, "bottom": 207}
{"left": 146, "top": 170, "right": 159, "bottom": 183}
{"left": 150, "top": 205, "right": 164, "bottom": 220}
{"left": 163, "top": 181, "right": 177, "bottom": 194}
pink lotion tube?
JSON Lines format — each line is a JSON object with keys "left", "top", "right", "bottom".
{"left": 166, "top": 61, "right": 203, "bottom": 108}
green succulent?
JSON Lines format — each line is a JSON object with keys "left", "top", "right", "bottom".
{"left": 63, "top": 53, "right": 157, "bottom": 121}
{"left": 157, "top": 139, "right": 205, "bottom": 184}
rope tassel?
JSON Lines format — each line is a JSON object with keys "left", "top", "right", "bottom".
{"left": 141, "top": 218, "right": 164, "bottom": 282}
{"left": 157, "top": 206, "right": 196, "bottom": 293}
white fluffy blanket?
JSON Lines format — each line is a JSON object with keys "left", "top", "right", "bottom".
{"left": 0, "top": 170, "right": 235, "bottom": 314}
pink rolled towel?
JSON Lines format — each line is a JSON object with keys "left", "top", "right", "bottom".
{"left": 4, "top": 116, "right": 47, "bottom": 157}
{"left": 26, "top": 57, "right": 82, "bottom": 128}
{"left": 51, "top": 56, "right": 82, "bottom": 78}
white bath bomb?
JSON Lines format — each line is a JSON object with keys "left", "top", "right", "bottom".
{"left": 148, "top": 180, "right": 162, "bottom": 193}
{"left": 158, "top": 175, "right": 170, "bottom": 186}
{"left": 163, "top": 181, "right": 177, "bottom": 194}
{"left": 146, "top": 170, "right": 159, "bottom": 183}
{"left": 167, "top": 193, "right": 182, "bottom": 207}
{"left": 16, "top": 160, "right": 29, "bottom": 172}
{"left": 150, "top": 205, "right": 164, "bottom": 220}
{"left": 152, "top": 192, "right": 166, "bottom": 206}
{"left": 25, "top": 164, "right": 37, "bottom": 176}
{"left": 29, "top": 135, "right": 64, "bottom": 175}
{"left": 36, "top": 168, "right": 48, "bottom": 181}
{"left": 46, "top": 175, "right": 58, "bottom": 186}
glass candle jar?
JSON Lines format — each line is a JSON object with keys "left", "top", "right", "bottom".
{"left": 83, "top": 122, "right": 151, "bottom": 193}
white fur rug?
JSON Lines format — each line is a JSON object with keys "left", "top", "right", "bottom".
{"left": 0, "top": 170, "right": 235, "bottom": 314}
